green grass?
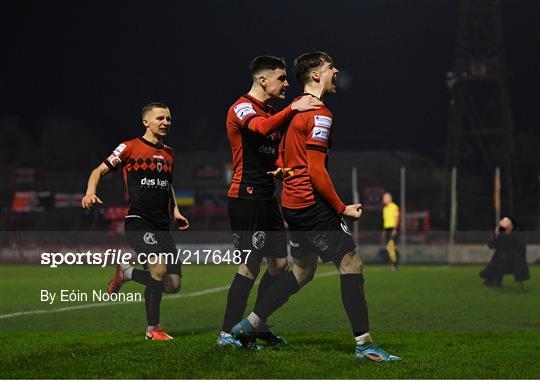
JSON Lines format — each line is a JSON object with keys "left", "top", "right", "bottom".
{"left": 1, "top": 264, "right": 539, "bottom": 379}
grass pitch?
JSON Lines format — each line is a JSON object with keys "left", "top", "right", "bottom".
{"left": 1, "top": 264, "right": 539, "bottom": 379}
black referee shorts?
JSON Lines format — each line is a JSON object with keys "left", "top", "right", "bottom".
{"left": 227, "top": 197, "right": 287, "bottom": 261}
{"left": 282, "top": 201, "right": 356, "bottom": 264}
{"left": 124, "top": 217, "right": 182, "bottom": 276}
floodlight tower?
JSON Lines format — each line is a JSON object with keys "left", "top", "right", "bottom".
{"left": 443, "top": 0, "right": 517, "bottom": 218}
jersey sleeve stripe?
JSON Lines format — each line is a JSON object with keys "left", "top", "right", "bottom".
{"left": 242, "top": 114, "right": 259, "bottom": 129}
{"left": 306, "top": 144, "right": 328, "bottom": 153}
{"left": 103, "top": 159, "right": 117, "bottom": 171}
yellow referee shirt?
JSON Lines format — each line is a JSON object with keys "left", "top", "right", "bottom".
{"left": 383, "top": 202, "right": 399, "bottom": 229}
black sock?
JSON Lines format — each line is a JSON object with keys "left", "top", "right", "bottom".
{"left": 340, "top": 273, "right": 370, "bottom": 336}
{"left": 132, "top": 268, "right": 150, "bottom": 286}
{"left": 253, "top": 271, "right": 300, "bottom": 320}
{"left": 254, "top": 270, "right": 280, "bottom": 308}
{"left": 221, "top": 273, "right": 255, "bottom": 332}
{"left": 145, "top": 277, "right": 164, "bottom": 327}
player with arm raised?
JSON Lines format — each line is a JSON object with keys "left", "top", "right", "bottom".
{"left": 82, "top": 102, "right": 189, "bottom": 341}
{"left": 232, "top": 52, "right": 400, "bottom": 362}
{"left": 218, "top": 56, "right": 322, "bottom": 349}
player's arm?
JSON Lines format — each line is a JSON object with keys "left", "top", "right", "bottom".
{"left": 267, "top": 146, "right": 285, "bottom": 178}
{"left": 170, "top": 185, "right": 189, "bottom": 231}
{"left": 306, "top": 148, "right": 362, "bottom": 220}
{"left": 392, "top": 207, "right": 400, "bottom": 237}
{"left": 81, "top": 163, "right": 110, "bottom": 208}
{"left": 245, "top": 95, "right": 322, "bottom": 137}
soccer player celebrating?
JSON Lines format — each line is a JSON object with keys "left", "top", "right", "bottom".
{"left": 218, "top": 56, "right": 322, "bottom": 348}
{"left": 232, "top": 52, "right": 401, "bottom": 362}
{"left": 82, "top": 102, "right": 189, "bottom": 341}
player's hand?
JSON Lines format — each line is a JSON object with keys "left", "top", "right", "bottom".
{"left": 267, "top": 167, "right": 283, "bottom": 179}
{"left": 291, "top": 95, "right": 323, "bottom": 112}
{"left": 341, "top": 203, "right": 362, "bottom": 221}
{"left": 174, "top": 208, "right": 189, "bottom": 231}
{"left": 391, "top": 228, "right": 397, "bottom": 238}
{"left": 81, "top": 194, "right": 103, "bottom": 209}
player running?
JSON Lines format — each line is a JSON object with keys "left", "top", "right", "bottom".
{"left": 82, "top": 102, "right": 189, "bottom": 341}
{"left": 218, "top": 56, "right": 322, "bottom": 349}
{"left": 231, "top": 52, "right": 401, "bottom": 362}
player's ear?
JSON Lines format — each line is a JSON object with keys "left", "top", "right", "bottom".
{"left": 258, "top": 75, "right": 267, "bottom": 88}
{"left": 142, "top": 119, "right": 149, "bottom": 128}
{"left": 311, "top": 70, "right": 320, "bottom": 83}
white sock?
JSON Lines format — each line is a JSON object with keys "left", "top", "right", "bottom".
{"left": 221, "top": 330, "right": 232, "bottom": 337}
{"left": 146, "top": 325, "right": 155, "bottom": 333}
{"left": 121, "top": 264, "right": 133, "bottom": 280}
{"left": 247, "top": 312, "right": 264, "bottom": 328}
{"left": 355, "top": 332, "right": 373, "bottom": 346}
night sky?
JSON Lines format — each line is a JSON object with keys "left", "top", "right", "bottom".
{"left": 3, "top": 0, "right": 539, "bottom": 160}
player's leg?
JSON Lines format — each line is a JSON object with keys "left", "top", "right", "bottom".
{"left": 336, "top": 251, "right": 400, "bottom": 361}
{"left": 254, "top": 198, "right": 289, "bottom": 307}
{"left": 107, "top": 218, "right": 151, "bottom": 293}
{"left": 232, "top": 254, "right": 318, "bottom": 339}
{"left": 221, "top": 260, "right": 261, "bottom": 332}
{"left": 144, "top": 258, "right": 171, "bottom": 340}
{"left": 218, "top": 251, "right": 263, "bottom": 348}
{"left": 162, "top": 231, "right": 182, "bottom": 295}
{"left": 218, "top": 197, "right": 264, "bottom": 348}
{"left": 384, "top": 229, "right": 398, "bottom": 270}
{"left": 256, "top": 257, "right": 287, "bottom": 304}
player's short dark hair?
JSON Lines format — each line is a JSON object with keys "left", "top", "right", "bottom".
{"left": 141, "top": 102, "right": 169, "bottom": 119}
{"left": 249, "top": 56, "right": 286, "bottom": 78}
{"left": 293, "top": 51, "right": 334, "bottom": 84}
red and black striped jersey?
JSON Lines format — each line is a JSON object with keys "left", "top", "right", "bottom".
{"left": 280, "top": 102, "right": 346, "bottom": 214}
{"left": 226, "top": 94, "right": 289, "bottom": 200}
{"left": 103, "top": 137, "right": 174, "bottom": 229}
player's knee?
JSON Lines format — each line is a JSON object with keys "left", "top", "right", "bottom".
{"left": 339, "top": 252, "right": 363, "bottom": 274}
{"left": 163, "top": 276, "right": 181, "bottom": 294}
{"left": 267, "top": 258, "right": 288, "bottom": 277}
{"left": 238, "top": 262, "right": 260, "bottom": 280}
{"left": 295, "top": 267, "right": 316, "bottom": 287}
{"left": 149, "top": 265, "right": 167, "bottom": 281}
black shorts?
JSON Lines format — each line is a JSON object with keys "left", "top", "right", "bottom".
{"left": 282, "top": 202, "right": 356, "bottom": 263}
{"left": 124, "top": 217, "right": 182, "bottom": 276}
{"left": 227, "top": 197, "right": 287, "bottom": 261}
{"left": 384, "top": 228, "right": 399, "bottom": 245}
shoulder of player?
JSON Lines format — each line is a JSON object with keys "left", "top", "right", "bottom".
{"left": 162, "top": 144, "right": 175, "bottom": 155}
{"left": 294, "top": 107, "right": 333, "bottom": 126}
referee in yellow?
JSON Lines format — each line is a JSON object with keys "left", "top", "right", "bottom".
{"left": 382, "top": 192, "right": 400, "bottom": 271}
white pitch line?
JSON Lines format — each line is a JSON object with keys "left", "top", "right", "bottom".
{"left": 0, "top": 270, "right": 338, "bottom": 320}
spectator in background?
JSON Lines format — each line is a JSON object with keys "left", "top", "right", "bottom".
{"left": 381, "top": 192, "right": 400, "bottom": 271}
{"left": 480, "top": 217, "right": 529, "bottom": 288}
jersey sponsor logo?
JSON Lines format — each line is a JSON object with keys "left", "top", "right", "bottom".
{"left": 314, "top": 115, "right": 332, "bottom": 128}
{"left": 140, "top": 177, "right": 170, "bottom": 189}
{"left": 340, "top": 218, "right": 352, "bottom": 235}
{"left": 143, "top": 232, "right": 158, "bottom": 245}
{"left": 234, "top": 102, "right": 256, "bottom": 120}
{"left": 312, "top": 126, "right": 330, "bottom": 142}
{"left": 258, "top": 144, "right": 276, "bottom": 155}
{"left": 107, "top": 154, "right": 122, "bottom": 168}
{"left": 252, "top": 231, "right": 266, "bottom": 250}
